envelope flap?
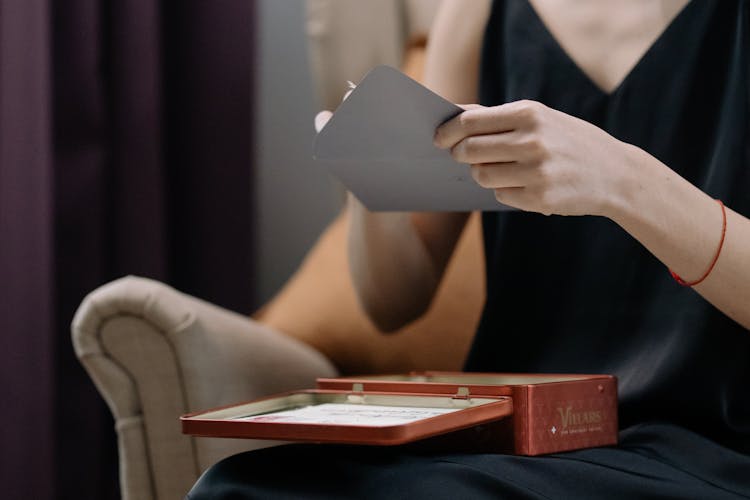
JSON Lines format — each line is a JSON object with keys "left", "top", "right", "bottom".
{"left": 313, "top": 65, "right": 462, "bottom": 161}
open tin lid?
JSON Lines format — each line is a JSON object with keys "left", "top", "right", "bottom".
{"left": 317, "top": 371, "right": 615, "bottom": 397}
{"left": 181, "top": 389, "right": 513, "bottom": 446}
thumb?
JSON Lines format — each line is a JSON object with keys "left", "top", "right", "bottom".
{"left": 314, "top": 110, "right": 333, "bottom": 133}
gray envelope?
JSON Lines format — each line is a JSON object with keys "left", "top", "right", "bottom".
{"left": 313, "top": 65, "right": 508, "bottom": 211}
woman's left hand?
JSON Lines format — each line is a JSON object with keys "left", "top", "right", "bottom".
{"left": 434, "top": 100, "right": 639, "bottom": 217}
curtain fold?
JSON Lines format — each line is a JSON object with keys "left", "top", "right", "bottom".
{"left": 0, "top": 2, "right": 55, "bottom": 500}
{"left": 0, "top": 1, "right": 257, "bottom": 498}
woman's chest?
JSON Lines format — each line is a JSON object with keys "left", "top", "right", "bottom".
{"left": 525, "top": 0, "right": 690, "bottom": 94}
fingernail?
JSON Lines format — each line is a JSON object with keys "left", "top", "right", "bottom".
{"left": 314, "top": 111, "right": 331, "bottom": 132}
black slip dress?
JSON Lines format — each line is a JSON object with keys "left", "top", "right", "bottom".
{"left": 188, "top": 1, "right": 750, "bottom": 498}
{"left": 469, "top": 0, "right": 750, "bottom": 456}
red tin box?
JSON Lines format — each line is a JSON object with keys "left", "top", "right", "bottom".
{"left": 181, "top": 372, "right": 617, "bottom": 455}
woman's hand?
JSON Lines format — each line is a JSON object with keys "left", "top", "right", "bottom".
{"left": 435, "top": 101, "right": 750, "bottom": 329}
{"left": 434, "top": 100, "right": 638, "bottom": 217}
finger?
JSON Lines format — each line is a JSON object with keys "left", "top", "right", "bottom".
{"left": 342, "top": 80, "right": 357, "bottom": 101}
{"left": 470, "top": 162, "right": 536, "bottom": 189}
{"left": 450, "top": 132, "right": 535, "bottom": 164}
{"left": 435, "top": 101, "right": 541, "bottom": 149}
{"left": 315, "top": 110, "right": 333, "bottom": 133}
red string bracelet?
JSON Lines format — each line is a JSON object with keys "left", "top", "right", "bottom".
{"left": 669, "top": 199, "right": 726, "bottom": 287}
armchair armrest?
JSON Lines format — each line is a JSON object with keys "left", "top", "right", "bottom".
{"left": 72, "top": 275, "right": 337, "bottom": 500}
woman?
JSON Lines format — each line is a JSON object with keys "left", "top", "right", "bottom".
{"left": 190, "top": 0, "right": 750, "bottom": 497}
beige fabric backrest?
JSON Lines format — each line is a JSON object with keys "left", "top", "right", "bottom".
{"left": 306, "top": 0, "right": 441, "bottom": 110}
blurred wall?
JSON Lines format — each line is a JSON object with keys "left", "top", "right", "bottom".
{"left": 253, "top": 0, "right": 344, "bottom": 307}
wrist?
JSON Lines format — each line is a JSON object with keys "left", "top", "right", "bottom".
{"left": 599, "top": 141, "right": 658, "bottom": 225}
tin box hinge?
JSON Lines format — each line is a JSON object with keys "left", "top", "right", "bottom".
{"left": 453, "top": 387, "right": 470, "bottom": 400}
{"left": 451, "top": 387, "right": 471, "bottom": 408}
{"left": 347, "top": 383, "right": 365, "bottom": 403}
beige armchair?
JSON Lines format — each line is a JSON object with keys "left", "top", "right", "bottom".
{"left": 72, "top": 275, "right": 338, "bottom": 500}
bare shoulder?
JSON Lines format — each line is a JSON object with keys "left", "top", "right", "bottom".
{"left": 424, "top": 0, "right": 493, "bottom": 103}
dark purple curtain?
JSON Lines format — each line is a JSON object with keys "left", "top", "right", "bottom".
{"left": 1, "top": 1, "right": 257, "bottom": 498}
